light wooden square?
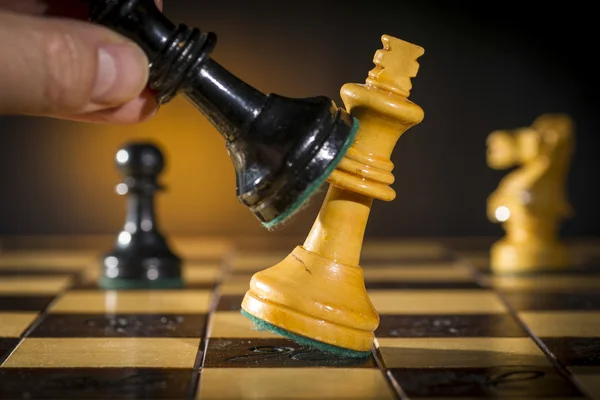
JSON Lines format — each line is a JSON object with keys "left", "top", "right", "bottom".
{"left": 0, "top": 276, "right": 72, "bottom": 295}
{"left": 363, "top": 264, "right": 473, "bottom": 281}
{"left": 376, "top": 337, "right": 550, "bottom": 368}
{"left": 367, "top": 290, "right": 507, "bottom": 314}
{"left": 49, "top": 290, "right": 212, "bottom": 314}
{"left": 229, "top": 252, "right": 287, "bottom": 273}
{"left": 1, "top": 338, "right": 200, "bottom": 368}
{"left": 207, "top": 311, "right": 279, "bottom": 339}
{"left": 0, "top": 251, "right": 98, "bottom": 271}
{"left": 0, "top": 312, "right": 38, "bottom": 337}
{"left": 518, "top": 311, "right": 600, "bottom": 337}
{"left": 171, "top": 237, "right": 233, "bottom": 260}
{"left": 362, "top": 240, "right": 448, "bottom": 259}
{"left": 219, "top": 276, "right": 251, "bottom": 295}
{"left": 197, "top": 368, "right": 395, "bottom": 399}
{"left": 491, "top": 276, "right": 600, "bottom": 292}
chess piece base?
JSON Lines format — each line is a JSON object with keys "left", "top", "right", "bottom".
{"left": 241, "top": 246, "right": 379, "bottom": 352}
{"left": 490, "top": 238, "right": 570, "bottom": 274}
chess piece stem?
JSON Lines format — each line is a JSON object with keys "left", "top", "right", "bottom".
{"left": 242, "top": 36, "right": 425, "bottom": 353}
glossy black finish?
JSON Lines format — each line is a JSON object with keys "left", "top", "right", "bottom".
{"left": 100, "top": 142, "right": 182, "bottom": 289}
{"left": 88, "top": 0, "right": 357, "bottom": 225}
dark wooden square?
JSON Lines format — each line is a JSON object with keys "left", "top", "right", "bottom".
{"left": 542, "top": 337, "right": 600, "bottom": 366}
{"left": 389, "top": 366, "right": 586, "bottom": 398}
{"left": 204, "top": 338, "right": 376, "bottom": 368}
{"left": 28, "top": 314, "right": 208, "bottom": 338}
{"left": 503, "top": 292, "right": 600, "bottom": 311}
{"left": 0, "top": 296, "right": 55, "bottom": 311}
{"left": 375, "top": 314, "right": 527, "bottom": 338}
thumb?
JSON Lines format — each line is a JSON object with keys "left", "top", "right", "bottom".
{"left": 0, "top": 10, "right": 150, "bottom": 118}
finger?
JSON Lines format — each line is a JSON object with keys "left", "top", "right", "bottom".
{"left": 63, "top": 87, "right": 159, "bottom": 124}
{"left": 0, "top": 10, "right": 150, "bottom": 118}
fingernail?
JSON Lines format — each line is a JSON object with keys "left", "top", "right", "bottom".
{"left": 92, "top": 43, "right": 149, "bottom": 105}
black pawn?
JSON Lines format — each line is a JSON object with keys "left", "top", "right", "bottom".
{"left": 99, "top": 142, "right": 183, "bottom": 289}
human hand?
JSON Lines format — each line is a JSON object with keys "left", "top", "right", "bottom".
{"left": 0, "top": 0, "right": 163, "bottom": 124}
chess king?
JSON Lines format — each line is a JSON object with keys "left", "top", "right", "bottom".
{"left": 241, "top": 35, "right": 425, "bottom": 357}
{"left": 486, "top": 114, "right": 575, "bottom": 273}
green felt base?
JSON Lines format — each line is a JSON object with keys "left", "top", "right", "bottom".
{"left": 241, "top": 308, "right": 372, "bottom": 359}
{"left": 98, "top": 277, "right": 184, "bottom": 290}
{"left": 262, "top": 118, "right": 360, "bottom": 230}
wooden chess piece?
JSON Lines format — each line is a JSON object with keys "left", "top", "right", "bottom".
{"left": 241, "top": 35, "right": 425, "bottom": 354}
{"left": 100, "top": 142, "right": 183, "bottom": 289}
{"left": 486, "top": 114, "right": 575, "bottom": 273}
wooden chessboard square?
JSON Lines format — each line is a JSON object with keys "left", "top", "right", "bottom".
{"left": 1, "top": 338, "right": 201, "bottom": 368}
{"left": 363, "top": 264, "right": 482, "bottom": 290}
{"left": 214, "top": 295, "right": 244, "bottom": 311}
{"left": 518, "top": 311, "right": 600, "bottom": 337}
{"left": 375, "top": 314, "right": 528, "bottom": 338}
{"left": 218, "top": 276, "right": 250, "bottom": 295}
{"left": 183, "top": 263, "right": 224, "bottom": 287}
{"left": 367, "top": 290, "right": 507, "bottom": 314}
{"left": 171, "top": 237, "right": 234, "bottom": 261}
{"left": 196, "top": 368, "right": 396, "bottom": 399}
{"left": 490, "top": 275, "right": 600, "bottom": 292}
{"left": 78, "top": 261, "right": 223, "bottom": 289}
{"left": 375, "top": 337, "right": 551, "bottom": 368}
{"left": 0, "top": 251, "right": 98, "bottom": 272}
{"left": 360, "top": 239, "right": 451, "bottom": 262}
{"left": 0, "top": 367, "right": 197, "bottom": 399}
{"left": 0, "top": 276, "right": 73, "bottom": 295}
{"left": 503, "top": 292, "right": 600, "bottom": 311}
{"left": 48, "top": 290, "right": 213, "bottom": 314}
{"left": 0, "top": 295, "right": 55, "bottom": 312}
{"left": 569, "top": 366, "right": 600, "bottom": 400}
{"left": 543, "top": 338, "right": 600, "bottom": 367}
{"left": 206, "top": 311, "right": 279, "bottom": 339}
{"left": 388, "top": 366, "right": 587, "bottom": 399}
{"left": 28, "top": 313, "right": 207, "bottom": 338}
{"left": 203, "top": 338, "right": 376, "bottom": 368}
{"left": 228, "top": 252, "right": 287, "bottom": 273}
{"left": 0, "top": 312, "right": 38, "bottom": 338}
{"left": 455, "top": 251, "right": 490, "bottom": 271}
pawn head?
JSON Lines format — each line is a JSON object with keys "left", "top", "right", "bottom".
{"left": 115, "top": 142, "right": 165, "bottom": 177}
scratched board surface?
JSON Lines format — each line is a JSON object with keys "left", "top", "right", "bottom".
{"left": 0, "top": 235, "right": 599, "bottom": 399}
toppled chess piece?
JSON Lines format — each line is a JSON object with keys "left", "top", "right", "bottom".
{"left": 487, "top": 114, "right": 575, "bottom": 273}
{"left": 241, "top": 35, "right": 425, "bottom": 357}
{"left": 100, "top": 141, "right": 183, "bottom": 289}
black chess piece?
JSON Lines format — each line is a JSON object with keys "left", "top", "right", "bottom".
{"left": 87, "top": 0, "right": 358, "bottom": 229}
{"left": 100, "top": 141, "right": 183, "bottom": 289}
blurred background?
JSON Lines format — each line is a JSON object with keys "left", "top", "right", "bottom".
{"left": 0, "top": 0, "right": 597, "bottom": 239}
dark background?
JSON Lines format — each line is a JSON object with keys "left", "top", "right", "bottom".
{"left": 0, "top": 0, "right": 597, "bottom": 239}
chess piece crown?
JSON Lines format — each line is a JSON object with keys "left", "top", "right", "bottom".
{"left": 87, "top": 0, "right": 358, "bottom": 229}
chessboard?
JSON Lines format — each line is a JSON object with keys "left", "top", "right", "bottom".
{"left": 0, "top": 235, "right": 599, "bottom": 400}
